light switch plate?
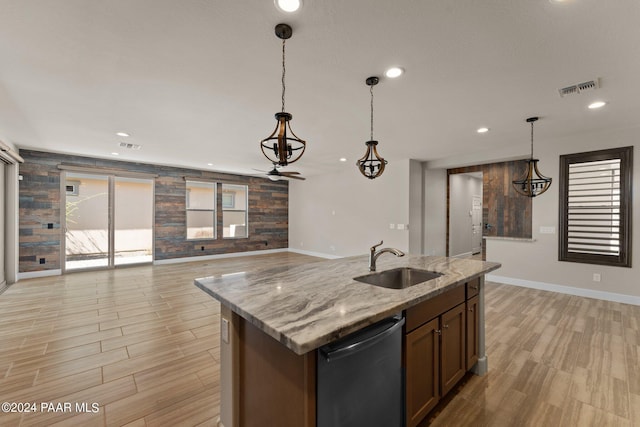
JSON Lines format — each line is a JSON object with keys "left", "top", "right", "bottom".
{"left": 540, "top": 226, "right": 556, "bottom": 234}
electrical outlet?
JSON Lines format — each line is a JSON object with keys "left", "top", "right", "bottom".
{"left": 389, "top": 224, "right": 395, "bottom": 229}
{"left": 221, "top": 318, "right": 229, "bottom": 344}
{"left": 397, "top": 224, "right": 405, "bottom": 230}
{"left": 593, "top": 273, "right": 601, "bottom": 282}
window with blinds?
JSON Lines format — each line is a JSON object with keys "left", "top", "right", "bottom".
{"left": 559, "top": 146, "right": 633, "bottom": 267}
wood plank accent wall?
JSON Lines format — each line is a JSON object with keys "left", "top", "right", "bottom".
{"left": 447, "top": 160, "right": 532, "bottom": 255}
{"left": 18, "top": 150, "right": 289, "bottom": 273}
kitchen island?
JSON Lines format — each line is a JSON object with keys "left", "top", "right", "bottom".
{"left": 195, "top": 254, "right": 500, "bottom": 427}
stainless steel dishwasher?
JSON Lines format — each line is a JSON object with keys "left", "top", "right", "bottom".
{"left": 317, "top": 315, "right": 405, "bottom": 427}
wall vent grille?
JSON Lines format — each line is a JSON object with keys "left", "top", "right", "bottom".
{"left": 118, "top": 142, "right": 142, "bottom": 150}
{"left": 558, "top": 78, "right": 600, "bottom": 97}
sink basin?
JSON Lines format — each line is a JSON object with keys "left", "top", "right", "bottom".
{"left": 353, "top": 267, "right": 443, "bottom": 289}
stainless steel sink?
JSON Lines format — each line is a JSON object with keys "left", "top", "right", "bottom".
{"left": 353, "top": 267, "right": 443, "bottom": 289}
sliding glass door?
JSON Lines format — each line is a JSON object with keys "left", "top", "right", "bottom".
{"left": 64, "top": 172, "right": 153, "bottom": 271}
{"left": 65, "top": 173, "right": 110, "bottom": 270}
{"left": 114, "top": 177, "right": 153, "bottom": 266}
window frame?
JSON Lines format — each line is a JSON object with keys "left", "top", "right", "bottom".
{"left": 221, "top": 183, "right": 248, "bottom": 239}
{"left": 558, "top": 146, "right": 633, "bottom": 267}
{"left": 185, "top": 180, "right": 217, "bottom": 240}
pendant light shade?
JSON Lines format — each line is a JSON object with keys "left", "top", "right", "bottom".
{"left": 356, "top": 76, "right": 387, "bottom": 179}
{"left": 512, "top": 117, "right": 552, "bottom": 197}
{"left": 260, "top": 24, "right": 306, "bottom": 167}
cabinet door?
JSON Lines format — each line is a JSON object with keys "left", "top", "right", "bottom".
{"left": 405, "top": 317, "right": 440, "bottom": 427}
{"left": 440, "top": 303, "right": 466, "bottom": 396}
{"left": 466, "top": 295, "right": 479, "bottom": 370}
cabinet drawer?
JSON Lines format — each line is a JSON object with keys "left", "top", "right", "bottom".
{"left": 405, "top": 285, "right": 465, "bottom": 333}
{"left": 466, "top": 278, "right": 480, "bottom": 299}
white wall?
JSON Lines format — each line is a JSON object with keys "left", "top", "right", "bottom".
{"left": 449, "top": 174, "right": 482, "bottom": 257}
{"left": 1, "top": 162, "right": 5, "bottom": 288}
{"left": 486, "top": 125, "right": 640, "bottom": 299}
{"left": 423, "top": 168, "right": 447, "bottom": 256}
{"left": 408, "top": 160, "right": 424, "bottom": 254}
{"left": 289, "top": 159, "right": 411, "bottom": 257}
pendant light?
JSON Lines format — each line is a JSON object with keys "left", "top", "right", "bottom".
{"left": 512, "top": 117, "right": 552, "bottom": 197}
{"left": 260, "top": 23, "right": 306, "bottom": 167}
{"left": 356, "top": 77, "right": 387, "bottom": 179}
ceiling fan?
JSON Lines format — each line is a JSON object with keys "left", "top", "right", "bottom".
{"left": 255, "top": 164, "right": 306, "bottom": 181}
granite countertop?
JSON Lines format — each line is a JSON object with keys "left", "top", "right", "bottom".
{"left": 194, "top": 255, "right": 501, "bottom": 355}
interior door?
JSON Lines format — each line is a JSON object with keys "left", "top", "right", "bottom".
{"left": 471, "top": 195, "right": 482, "bottom": 255}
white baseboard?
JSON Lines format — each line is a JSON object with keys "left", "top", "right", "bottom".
{"left": 14, "top": 249, "right": 335, "bottom": 275}
{"left": 487, "top": 274, "right": 640, "bottom": 306}
{"left": 154, "top": 248, "right": 290, "bottom": 265}
{"left": 16, "top": 248, "right": 338, "bottom": 278}
{"left": 18, "top": 269, "right": 62, "bottom": 280}
{"left": 287, "top": 248, "right": 343, "bottom": 259}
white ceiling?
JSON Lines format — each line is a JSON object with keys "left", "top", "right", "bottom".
{"left": 1, "top": 0, "right": 639, "bottom": 177}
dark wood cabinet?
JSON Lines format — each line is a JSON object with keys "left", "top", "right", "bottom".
{"left": 440, "top": 302, "right": 466, "bottom": 396}
{"left": 466, "top": 277, "right": 480, "bottom": 299}
{"left": 466, "top": 294, "right": 479, "bottom": 369}
{"left": 404, "top": 278, "right": 482, "bottom": 426}
{"left": 405, "top": 317, "right": 440, "bottom": 427}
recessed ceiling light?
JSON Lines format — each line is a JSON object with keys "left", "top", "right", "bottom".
{"left": 207, "top": 163, "right": 213, "bottom": 166}
{"left": 588, "top": 101, "right": 606, "bottom": 109}
{"left": 477, "top": 127, "right": 489, "bottom": 133}
{"left": 339, "top": 158, "right": 347, "bottom": 162}
{"left": 274, "top": 0, "right": 301, "bottom": 13}
{"left": 116, "top": 132, "right": 130, "bottom": 137}
{"left": 111, "top": 152, "right": 119, "bottom": 156}
{"left": 384, "top": 67, "right": 404, "bottom": 79}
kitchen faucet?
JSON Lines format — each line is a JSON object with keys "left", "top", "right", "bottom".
{"left": 369, "top": 241, "right": 405, "bottom": 271}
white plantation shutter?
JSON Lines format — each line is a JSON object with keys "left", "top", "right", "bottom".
{"left": 567, "top": 159, "right": 621, "bottom": 256}
{"left": 559, "top": 146, "right": 632, "bottom": 267}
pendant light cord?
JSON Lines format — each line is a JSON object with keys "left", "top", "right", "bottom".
{"left": 281, "top": 39, "right": 286, "bottom": 113}
{"left": 530, "top": 121, "right": 534, "bottom": 159}
{"left": 370, "top": 84, "right": 374, "bottom": 140}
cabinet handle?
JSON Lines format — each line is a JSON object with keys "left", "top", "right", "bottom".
{"left": 435, "top": 329, "right": 442, "bottom": 335}
{"left": 469, "top": 285, "right": 478, "bottom": 290}
{"left": 443, "top": 324, "right": 449, "bottom": 329}
{"left": 469, "top": 308, "right": 474, "bottom": 312}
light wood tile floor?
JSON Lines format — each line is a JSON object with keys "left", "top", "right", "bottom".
{"left": 431, "top": 281, "right": 640, "bottom": 427}
{"left": 1, "top": 253, "right": 639, "bottom": 426}
{"left": 0, "top": 253, "right": 321, "bottom": 427}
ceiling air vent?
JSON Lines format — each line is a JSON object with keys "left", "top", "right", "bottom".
{"left": 558, "top": 78, "right": 600, "bottom": 98}
{"left": 118, "top": 142, "right": 142, "bottom": 150}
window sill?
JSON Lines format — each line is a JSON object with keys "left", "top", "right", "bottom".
{"left": 483, "top": 236, "right": 536, "bottom": 242}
